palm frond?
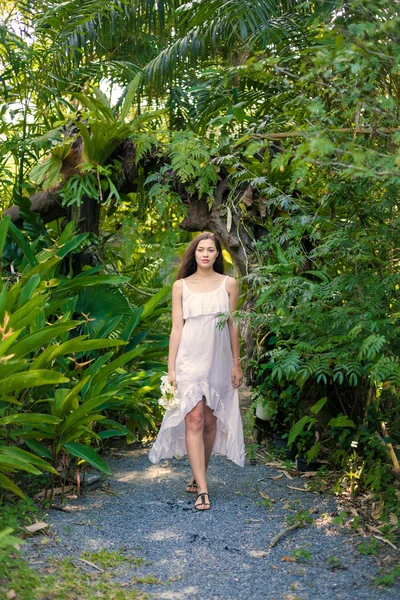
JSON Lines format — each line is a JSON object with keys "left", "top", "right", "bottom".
{"left": 145, "top": 0, "right": 320, "bottom": 93}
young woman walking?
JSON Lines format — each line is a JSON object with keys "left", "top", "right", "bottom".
{"left": 148, "top": 232, "right": 245, "bottom": 510}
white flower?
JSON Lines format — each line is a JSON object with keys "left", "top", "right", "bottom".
{"left": 158, "top": 374, "right": 180, "bottom": 410}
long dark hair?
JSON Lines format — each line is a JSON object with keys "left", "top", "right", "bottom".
{"left": 176, "top": 232, "right": 224, "bottom": 280}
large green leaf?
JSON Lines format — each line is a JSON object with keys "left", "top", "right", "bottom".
{"left": 63, "top": 442, "right": 111, "bottom": 475}
{"left": 60, "top": 396, "right": 120, "bottom": 435}
{"left": 57, "top": 275, "right": 130, "bottom": 291}
{"left": 52, "top": 377, "right": 90, "bottom": 418}
{"left": 1, "top": 371, "right": 69, "bottom": 394}
{"left": 31, "top": 337, "right": 125, "bottom": 369}
{"left": 8, "top": 222, "right": 38, "bottom": 267}
{"left": 0, "top": 473, "right": 25, "bottom": 498}
{"left": 16, "top": 274, "right": 41, "bottom": 307}
{"left": 141, "top": 285, "right": 171, "bottom": 320}
{"left": 288, "top": 415, "right": 316, "bottom": 447}
{"left": 10, "top": 322, "right": 78, "bottom": 359}
{"left": 310, "top": 397, "right": 327, "bottom": 415}
{"left": 0, "top": 414, "right": 61, "bottom": 426}
{"left": 23, "top": 439, "right": 53, "bottom": 460}
{"left": 0, "top": 216, "right": 10, "bottom": 265}
{"left": 0, "top": 455, "right": 42, "bottom": 475}
{"left": 0, "top": 446, "right": 58, "bottom": 474}
{"left": 120, "top": 73, "right": 142, "bottom": 121}
{"left": 56, "top": 234, "right": 89, "bottom": 258}
{"left": 89, "top": 347, "right": 147, "bottom": 387}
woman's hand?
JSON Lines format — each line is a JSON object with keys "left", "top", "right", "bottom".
{"left": 168, "top": 369, "right": 177, "bottom": 389}
{"left": 231, "top": 364, "right": 243, "bottom": 388}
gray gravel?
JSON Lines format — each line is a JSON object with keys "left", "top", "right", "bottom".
{"left": 21, "top": 444, "right": 399, "bottom": 600}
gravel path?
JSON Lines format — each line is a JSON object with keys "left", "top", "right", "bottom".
{"left": 21, "top": 443, "right": 399, "bottom": 600}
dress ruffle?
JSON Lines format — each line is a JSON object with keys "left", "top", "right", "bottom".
{"left": 148, "top": 381, "right": 245, "bottom": 467}
{"left": 182, "top": 291, "right": 226, "bottom": 320}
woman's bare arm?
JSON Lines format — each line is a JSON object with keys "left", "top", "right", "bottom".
{"left": 226, "top": 276, "right": 240, "bottom": 359}
{"left": 168, "top": 279, "right": 184, "bottom": 387}
{"left": 226, "top": 277, "right": 243, "bottom": 387}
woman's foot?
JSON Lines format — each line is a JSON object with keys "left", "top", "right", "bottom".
{"left": 185, "top": 477, "right": 198, "bottom": 493}
{"left": 194, "top": 491, "right": 211, "bottom": 510}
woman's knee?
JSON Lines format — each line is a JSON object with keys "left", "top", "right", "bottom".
{"left": 185, "top": 402, "right": 204, "bottom": 431}
{"left": 203, "top": 415, "right": 217, "bottom": 434}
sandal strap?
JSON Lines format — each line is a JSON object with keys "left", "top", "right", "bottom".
{"left": 195, "top": 492, "right": 211, "bottom": 505}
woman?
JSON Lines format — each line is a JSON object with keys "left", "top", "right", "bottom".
{"left": 148, "top": 232, "right": 245, "bottom": 510}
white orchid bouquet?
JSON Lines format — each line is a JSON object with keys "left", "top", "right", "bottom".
{"left": 158, "top": 374, "right": 180, "bottom": 410}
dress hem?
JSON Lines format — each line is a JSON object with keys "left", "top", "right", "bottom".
{"left": 148, "top": 381, "right": 245, "bottom": 467}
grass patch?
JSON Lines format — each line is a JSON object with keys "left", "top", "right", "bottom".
{"left": 0, "top": 550, "right": 151, "bottom": 600}
{"left": 80, "top": 548, "right": 146, "bottom": 569}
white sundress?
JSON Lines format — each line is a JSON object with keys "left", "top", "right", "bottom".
{"left": 148, "top": 274, "right": 245, "bottom": 467}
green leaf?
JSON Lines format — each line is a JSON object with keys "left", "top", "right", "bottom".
{"left": 120, "top": 73, "right": 142, "bottom": 121}
{"left": 0, "top": 414, "right": 61, "bottom": 426}
{"left": 17, "top": 274, "right": 41, "bottom": 307}
{"left": 0, "top": 216, "right": 11, "bottom": 265}
{"left": 63, "top": 442, "right": 111, "bottom": 475}
{"left": 141, "top": 285, "right": 171, "bottom": 320}
{"left": 328, "top": 416, "right": 356, "bottom": 428}
{"left": 0, "top": 473, "right": 26, "bottom": 498}
{"left": 288, "top": 415, "right": 316, "bottom": 447}
{"left": 57, "top": 275, "right": 130, "bottom": 291}
{"left": 310, "top": 397, "right": 327, "bottom": 414}
{"left": 1, "top": 371, "right": 69, "bottom": 394}
{"left": 23, "top": 439, "right": 52, "bottom": 460}
{"left": 60, "top": 396, "right": 118, "bottom": 435}
{"left": 11, "top": 322, "right": 78, "bottom": 359}
{"left": 0, "top": 447, "right": 57, "bottom": 474}
{"left": 8, "top": 222, "right": 38, "bottom": 267}
{"left": 0, "top": 455, "right": 42, "bottom": 475}
{"left": 53, "top": 377, "right": 90, "bottom": 418}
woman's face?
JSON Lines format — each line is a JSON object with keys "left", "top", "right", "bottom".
{"left": 195, "top": 238, "right": 218, "bottom": 268}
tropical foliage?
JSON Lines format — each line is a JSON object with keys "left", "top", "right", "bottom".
{"left": 0, "top": 216, "right": 170, "bottom": 500}
{"left": 0, "top": 0, "right": 398, "bottom": 508}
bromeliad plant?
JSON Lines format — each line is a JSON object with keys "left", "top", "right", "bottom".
{"left": 0, "top": 216, "right": 169, "bottom": 500}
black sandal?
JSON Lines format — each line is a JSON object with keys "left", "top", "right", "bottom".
{"left": 186, "top": 479, "right": 198, "bottom": 493}
{"left": 194, "top": 491, "right": 211, "bottom": 510}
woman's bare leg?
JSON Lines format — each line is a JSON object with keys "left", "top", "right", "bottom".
{"left": 203, "top": 403, "right": 217, "bottom": 469}
{"left": 185, "top": 398, "right": 207, "bottom": 494}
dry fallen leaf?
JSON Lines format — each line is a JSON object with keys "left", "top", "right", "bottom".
{"left": 281, "top": 503, "right": 291, "bottom": 510}
{"left": 35, "top": 485, "right": 74, "bottom": 499}
{"left": 279, "top": 470, "right": 293, "bottom": 480}
{"left": 301, "top": 471, "right": 318, "bottom": 477}
{"left": 389, "top": 513, "right": 398, "bottom": 526}
{"left": 286, "top": 485, "right": 316, "bottom": 493}
{"left": 77, "top": 558, "right": 104, "bottom": 572}
{"left": 269, "top": 474, "right": 283, "bottom": 480}
{"left": 350, "top": 508, "right": 359, "bottom": 517}
{"left": 366, "top": 524, "right": 384, "bottom": 535}
{"left": 373, "top": 535, "right": 397, "bottom": 551}
{"left": 259, "top": 491, "right": 274, "bottom": 502}
{"left": 24, "top": 522, "right": 48, "bottom": 534}
{"left": 281, "top": 556, "right": 296, "bottom": 563}
{"left": 371, "top": 500, "right": 384, "bottom": 520}
{"left": 6, "top": 590, "right": 17, "bottom": 600}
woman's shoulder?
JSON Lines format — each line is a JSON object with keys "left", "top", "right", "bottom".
{"left": 225, "top": 275, "right": 238, "bottom": 292}
{"left": 172, "top": 279, "right": 184, "bottom": 291}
